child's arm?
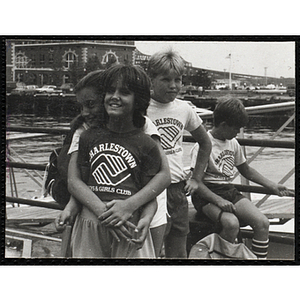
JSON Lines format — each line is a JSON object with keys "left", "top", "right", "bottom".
{"left": 237, "top": 162, "right": 290, "bottom": 196}
{"left": 100, "top": 138, "right": 171, "bottom": 227}
{"left": 186, "top": 125, "right": 212, "bottom": 195}
{"left": 68, "top": 152, "right": 107, "bottom": 219}
{"left": 131, "top": 199, "right": 157, "bottom": 249}
{"left": 55, "top": 196, "right": 81, "bottom": 232}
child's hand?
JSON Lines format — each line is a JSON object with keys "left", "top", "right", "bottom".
{"left": 99, "top": 200, "right": 134, "bottom": 227}
{"left": 55, "top": 210, "right": 76, "bottom": 232}
{"left": 216, "top": 199, "right": 237, "bottom": 214}
{"left": 107, "top": 221, "right": 137, "bottom": 242}
{"left": 130, "top": 218, "right": 151, "bottom": 250}
{"left": 185, "top": 178, "right": 199, "bottom": 195}
{"left": 271, "top": 184, "right": 291, "bottom": 197}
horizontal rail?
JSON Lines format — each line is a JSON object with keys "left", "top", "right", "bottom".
{"left": 193, "top": 101, "right": 295, "bottom": 119}
{"left": 7, "top": 161, "right": 47, "bottom": 171}
{"left": 6, "top": 133, "right": 51, "bottom": 142}
{"left": 6, "top": 228, "right": 62, "bottom": 243}
{"left": 183, "top": 135, "right": 294, "bottom": 148}
{"left": 8, "top": 126, "right": 294, "bottom": 148}
{"left": 233, "top": 184, "right": 294, "bottom": 197}
{"left": 235, "top": 138, "right": 294, "bottom": 148}
{"left": 7, "top": 126, "right": 70, "bottom": 135}
{"left": 6, "top": 181, "right": 294, "bottom": 211}
{"left": 7, "top": 162, "right": 295, "bottom": 196}
{"left": 6, "top": 196, "right": 63, "bottom": 210}
{"left": 245, "top": 101, "right": 295, "bottom": 115}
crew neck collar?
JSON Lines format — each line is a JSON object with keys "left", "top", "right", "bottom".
{"left": 151, "top": 98, "right": 175, "bottom": 105}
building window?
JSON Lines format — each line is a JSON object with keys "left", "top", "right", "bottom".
{"left": 40, "top": 54, "right": 45, "bottom": 65}
{"left": 102, "top": 50, "right": 119, "bottom": 65}
{"left": 31, "top": 55, "right": 36, "bottom": 67}
{"left": 15, "top": 53, "right": 29, "bottom": 68}
{"left": 64, "top": 52, "right": 77, "bottom": 69}
{"left": 49, "top": 48, "right": 54, "bottom": 64}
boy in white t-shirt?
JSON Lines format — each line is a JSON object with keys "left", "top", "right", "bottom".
{"left": 146, "top": 49, "right": 212, "bottom": 258}
{"left": 190, "top": 98, "right": 289, "bottom": 259}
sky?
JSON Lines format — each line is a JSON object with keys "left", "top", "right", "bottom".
{"left": 135, "top": 41, "right": 295, "bottom": 79}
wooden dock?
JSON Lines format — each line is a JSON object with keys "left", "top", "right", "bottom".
{"left": 5, "top": 203, "right": 63, "bottom": 258}
{"left": 5, "top": 195, "right": 294, "bottom": 259}
{"left": 252, "top": 196, "right": 294, "bottom": 219}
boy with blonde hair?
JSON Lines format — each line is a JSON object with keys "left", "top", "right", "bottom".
{"left": 147, "top": 49, "right": 212, "bottom": 258}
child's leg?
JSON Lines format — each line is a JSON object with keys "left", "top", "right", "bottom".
{"left": 203, "top": 203, "right": 240, "bottom": 243}
{"left": 150, "top": 224, "right": 167, "bottom": 258}
{"left": 165, "top": 182, "right": 189, "bottom": 258}
{"left": 234, "top": 198, "right": 270, "bottom": 258}
{"left": 149, "top": 190, "right": 168, "bottom": 257}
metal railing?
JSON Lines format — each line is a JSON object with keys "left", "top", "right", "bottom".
{"left": 6, "top": 101, "right": 295, "bottom": 213}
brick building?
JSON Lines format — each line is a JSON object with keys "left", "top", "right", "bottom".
{"left": 6, "top": 39, "right": 294, "bottom": 89}
{"left": 6, "top": 39, "right": 135, "bottom": 87}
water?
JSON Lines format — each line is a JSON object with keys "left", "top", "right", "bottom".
{"left": 6, "top": 114, "right": 295, "bottom": 200}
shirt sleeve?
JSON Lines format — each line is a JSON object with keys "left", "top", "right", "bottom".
{"left": 143, "top": 115, "right": 160, "bottom": 138}
{"left": 140, "top": 142, "right": 161, "bottom": 187}
{"left": 234, "top": 139, "right": 247, "bottom": 166}
{"left": 68, "top": 124, "right": 88, "bottom": 155}
{"left": 184, "top": 103, "right": 203, "bottom": 132}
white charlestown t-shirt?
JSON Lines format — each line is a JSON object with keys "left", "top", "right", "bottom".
{"left": 147, "top": 98, "right": 202, "bottom": 183}
{"left": 190, "top": 131, "right": 246, "bottom": 184}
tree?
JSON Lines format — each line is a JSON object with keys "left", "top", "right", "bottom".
{"left": 183, "top": 70, "right": 212, "bottom": 89}
{"left": 68, "top": 63, "right": 85, "bottom": 86}
{"left": 85, "top": 54, "right": 103, "bottom": 73}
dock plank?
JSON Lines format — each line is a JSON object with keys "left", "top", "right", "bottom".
{"left": 252, "top": 196, "right": 294, "bottom": 218}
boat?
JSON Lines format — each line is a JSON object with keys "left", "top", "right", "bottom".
{"left": 5, "top": 101, "right": 295, "bottom": 261}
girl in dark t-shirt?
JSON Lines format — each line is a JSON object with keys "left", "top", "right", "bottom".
{"left": 69, "top": 65, "right": 161, "bottom": 258}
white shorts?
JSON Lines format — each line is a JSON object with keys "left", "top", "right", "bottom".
{"left": 150, "top": 190, "right": 168, "bottom": 229}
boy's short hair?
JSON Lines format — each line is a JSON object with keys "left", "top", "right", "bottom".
{"left": 101, "top": 64, "right": 151, "bottom": 128}
{"left": 74, "top": 70, "right": 104, "bottom": 94}
{"left": 147, "top": 49, "right": 185, "bottom": 79}
{"left": 213, "top": 98, "right": 249, "bottom": 128}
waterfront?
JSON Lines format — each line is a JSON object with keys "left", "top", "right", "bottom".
{"left": 6, "top": 114, "right": 295, "bottom": 201}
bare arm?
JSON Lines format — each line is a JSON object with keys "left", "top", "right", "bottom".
{"left": 55, "top": 195, "right": 81, "bottom": 231}
{"left": 65, "top": 195, "right": 81, "bottom": 213}
{"left": 100, "top": 137, "right": 171, "bottom": 226}
{"left": 185, "top": 125, "right": 212, "bottom": 195}
{"left": 131, "top": 199, "right": 158, "bottom": 248}
{"left": 68, "top": 152, "right": 106, "bottom": 217}
{"left": 237, "top": 162, "right": 290, "bottom": 196}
